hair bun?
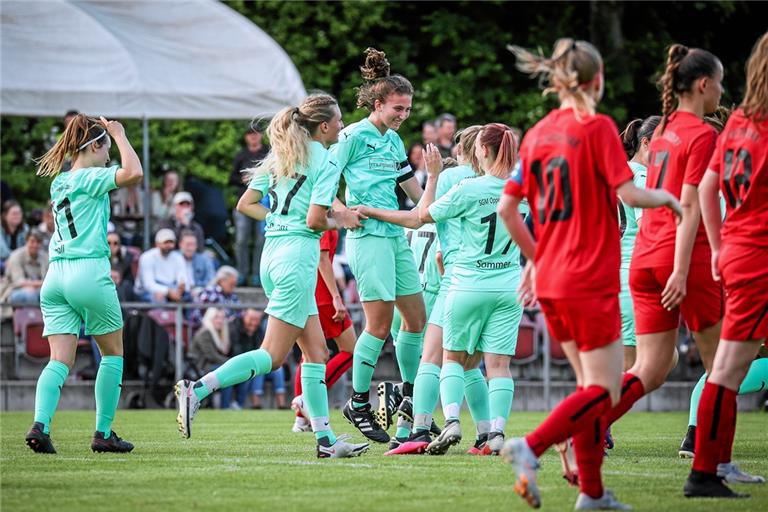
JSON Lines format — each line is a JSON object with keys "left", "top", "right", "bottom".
{"left": 360, "top": 47, "right": 390, "bottom": 82}
{"left": 668, "top": 44, "right": 689, "bottom": 63}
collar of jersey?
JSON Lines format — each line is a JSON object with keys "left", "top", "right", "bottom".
{"left": 360, "top": 117, "right": 389, "bottom": 138}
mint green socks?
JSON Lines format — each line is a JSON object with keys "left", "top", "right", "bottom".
{"left": 488, "top": 377, "right": 515, "bottom": 434}
{"left": 95, "top": 356, "right": 124, "bottom": 437}
{"left": 194, "top": 348, "right": 273, "bottom": 400}
{"left": 439, "top": 362, "right": 465, "bottom": 422}
{"left": 412, "top": 363, "right": 441, "bottom": 432}
{"left": 33, "top": 360, "right": 70, "bottom": 434}
{"left": 464, "top": 368, "right": 491, "bottom": 438}
{"left": 688, "top": 373, "right": 706, "bottom": 427}
{"left": 352, "top": 332, "right": 385, "bottom": 407}
{"left": 301, "top": 362, "right": 336, "bottom": 445}
{"left": 395, "top": 331, "right": 423, "bottom": 386}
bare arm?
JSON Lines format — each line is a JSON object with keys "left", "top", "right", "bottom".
{"left": 354, "top": 206, "right": 422, "bottom": 229}
{"left": 331, "top": 197, "right": 364, "bottom": 229}
{"left": 660, "top": 184, "right": 701, "bottom": 309}
{"left": 698, "top": 170, "right": 722, "bottom": 255}
{"left": 236, "top": 188, "right": 269, "bottom": 221}
{"left": 436, "top": 251, "right": 444, "bottom": 276}
{"left": 616, "top": 181, "right": 682, "bottom": 220}
{"left": 99, "top": 118, "right": 143, "bottom": 188}
{"left": 417, "top": 144, "right": 443, "bottom": 224}
{"left": 307, "top": 204, "right": 333, "bottom": 232}
{"left": 399, "top": 176, "right": 424, "bottom": 203}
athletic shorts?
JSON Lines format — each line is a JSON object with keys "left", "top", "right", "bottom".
{"left": 538, "top": 294, "right": 621, "bottom": 351}
{"left": 318, "top": 303, "right": 353, "bottom": 340}
{"left": 346, "top": 234, "right": 422, "bottom": 302}
{"left": 391, "top": 288, "right": 438, "bottom": 340}
{"left": 630, "top": 263, "right": 723, "bottom": 335}
{"left": 719, "top": 243, "right": 768, "bottom": 342}
{"left": 428, "top": 269, "right": 453, "bottom": 328}
{"left": 443, "top": 289, "right": 522, "bottom": 356}
{"left": 261, "top": 236, "right": 319, "bottom": 328}
{"left": 41, "top": 257, "right": 123, "bottom": 336}
{"left": 619, "top": 266, "right": 636, "bottom": 347}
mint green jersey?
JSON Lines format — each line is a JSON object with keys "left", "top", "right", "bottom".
{"left": 48, "top": 165, "right": 118, "bottom": 261}
{"left": 619, "top": 161, "right": 647, "bottom": 269}
{"left": 331, "top": 118, "right": 412, "bottom": 238}
{"left": 435, "top": 164, "right": 477, "bottom": 269}
{"left": 248, "top": 141, "right": 340, "bottom": 239}
{"left": 429, "top": 175, "right": 521, "bottom": 291}
{"left": 404, "top": 223, "right": 441, "bottom": 294}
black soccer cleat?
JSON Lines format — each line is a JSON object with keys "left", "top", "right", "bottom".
{"left": 25, "top": 422, "right": 56, "bottom": 454}
{"left": 375, "top": 382, "right": 403, "bottom": 430}
{"left": 91, "top": 430, "right": 134, "bottom": 453}
{"left": 343, "top": 399, "right": 390, "bottom": 444}
{"left": 679, "top": 425, "right": 696, "bottom": 459}
{"left": 684, "top": 470, "right": 749, "bottom": 498}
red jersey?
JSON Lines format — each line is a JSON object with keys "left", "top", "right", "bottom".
{"left": 504, "top": 109, "right": 633, "bottom": 299}
{"left": 632, "top": 111, "right": 717, "bottom": 268}
{"left": 315, "top": 230, "right": 339, "bottom": 306}
{"left": 709, "top": 109, "right": 768, "bottom": 247}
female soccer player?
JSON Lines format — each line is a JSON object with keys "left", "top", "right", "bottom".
{"left": 175, "top": 93, "right": 369, "bottom": 459}
{"left": 333, "top": 48, "right": 427, "bottom": 444}
{"left": 499, "top": 38, "right": 681, "bottom": 510}
{"left": 684, "top": 31, "right": 768, "bottom": 498}
{"left": 25, "top": 115, "right": 143, "bottom": 454}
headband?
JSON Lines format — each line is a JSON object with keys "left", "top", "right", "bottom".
{"left": 77, "top": 130, "right": 107, "bottom": 151}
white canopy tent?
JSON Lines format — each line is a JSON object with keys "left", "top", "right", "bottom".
{"left": 1, "top": 0, "right": 306, "bottom": 244}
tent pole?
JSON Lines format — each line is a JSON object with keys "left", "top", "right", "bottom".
{"left": 142, "top": 116, "right": 151, "bottom": 250}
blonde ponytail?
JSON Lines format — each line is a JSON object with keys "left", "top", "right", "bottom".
{"left": 36, "top": 114, "right": 107, "bottom": 178}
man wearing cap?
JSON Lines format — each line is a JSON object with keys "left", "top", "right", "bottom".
{"left": 157, "top": 191, "right": 206, "bottom": 252}
{"left": 134, "top": 229, "right": 187, "bottom": 303}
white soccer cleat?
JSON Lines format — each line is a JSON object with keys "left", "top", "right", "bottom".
{"left": 175, "top": 379, "right": 201, "bottom": 439}
{"left": 574, "top": 490, "right": 632, "bottom": 510}
{"left": 426, "top": 419, "right": 462, "bottom": 455}
{"left": 718, "top": 462, "right": 766, "bottom": 484}
{"left": 501, "top": 437, "right": 541, "bottom": 509}
{"left": 292, "top": 416, "right": 312, "bottom": 433}
{"left": 316, "top": 434, "right": 370, "bottom": 459}
{"left": 291, "top": 394, "right": 309, "bottom": 419}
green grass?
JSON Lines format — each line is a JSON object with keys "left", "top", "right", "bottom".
{"left": 1, "top": 410, "right": 766, "bottom": 511}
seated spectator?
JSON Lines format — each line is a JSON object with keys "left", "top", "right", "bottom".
{"left": 134, "top": 229, "right": 187, "bottom": 303}
{"left": 422, "top": 120, "right": 438, "bottom": 145}
{"left": 0, "top": 230, "right": 48, "bottom": 304}
{"left": 108, "top": 232, "right": 135, "bottom": 288}
{"left": 225, "top": 308, "right": 266, "bottom": 409}
{"left": 188, "top": 308, "right": 231, "bottom": 405}
{"left": 1, "top": 200, "right": 29, "bottom": 267}
{"left": 110, "top": 264, "right": 137, "bottom": 302}
{"left": 157, "top": 191, "right": 205, "bottom": 252}
{"left": 111, "top": 184, "right": 144, "bottom": 246}
{"left": 436, "top": 113, "right": 457, "bottom": 158}
{"left": 150, "top": 170, "right": 180, "bottom": 229}
{"left": 175, "top": 230, "right": 214, "bottom": 299}
{"left": 189, "top": 266, "right": 240, "bottom": 325}
{"left": 36, "top": 207, "right": 55, "bottom": 251}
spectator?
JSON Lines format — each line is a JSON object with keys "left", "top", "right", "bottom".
{"left": 189, "top": 265, "right": 240, "bottom": 325}
{"left": 150, "top": 170, "right": 181, "bottom": 228}
{"left": 176, "top": 230, "right": 215, "bottom": 299}
{"left": 108, "top": 231, "right": 135, "bottom": 288}
{"left": 188, "top": 308, "right": 231, "bottom": 405}
{"left": 36, "top": 207, "right": 55, "bottom": 251}
{"left": 422, "top": 120, "right": 438, "bottom": 145}
{"left": 436, "top": 113, "right": 457, "bottom": 158}
{"left": 398, "top": 143, "right": 428, "bottom": 209}
{"left": 0, "top": 230, "right": 48, "bottom": 304}
{"left": 1, "top": 200, "right": 29, "bottom": 267}
{"left": 231, "top": 126, "right": 270, "bottom": 287}
{"left": 157, "top": 191, "right": 205, "bottom": 251}
{"left": 225, "top": 308, "right": 266, "bottom": 409}
{"left": 134, "top": 228, "right": 187, "bottom": 303}
{"left": 110, "top": 264, "right": 136, "bottom": 302}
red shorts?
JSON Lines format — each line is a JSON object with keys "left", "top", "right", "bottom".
{"left": 630, "top": 263, "right": 722, "bottom": 335}
{"left": 538, "top": 294, "right": 621, "bottom": 351}
{"left": 317, "top": 303, "right": 352, "bottom": 340}
{"left": 719, "top": 243, "right": 768, "bottom": 341}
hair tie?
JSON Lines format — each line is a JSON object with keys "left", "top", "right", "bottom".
{"left": 571, "top": 41, "right": 578, "bottom": 52}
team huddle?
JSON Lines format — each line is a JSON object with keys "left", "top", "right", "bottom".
{"left": 25, "top": 32, "right": 768, "bottom": 510}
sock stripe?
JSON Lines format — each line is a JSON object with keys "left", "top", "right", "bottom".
{"left": 326, "top": 353, "right": 353, "bottom": 384}
{"left": 593, "top": 417, "right": 601, "bottom": 445}
{"left": 747, "top": 302, "right": 768, "bottom": 340}
{"left": 709, "top": 385, "right": 725, "bottom": 441}
{"left": 569, "top": 391, "right": 609, "bottom": 422}
{"left": 362, "top": 361, "right": 376, "bottom": 368}
{"left": 621, "top": 375, "right": 641, "bottom": 395}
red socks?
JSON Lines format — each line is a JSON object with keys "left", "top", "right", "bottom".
{"left": 604, "top": 373, "right": 645, "bottom": 426}
{"left": 693, "top": 382, "right": 737, "bottom": 474}
{"left": 525, "top": 385, "right": 611, "bottom": 458}
{"left": 293, "top": 352, "right": 354, "bottom": 417}
{"left": 573, "top": 415, "right": 607, "bottom": 498}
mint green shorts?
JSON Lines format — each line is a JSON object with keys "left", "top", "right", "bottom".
{"left": 619, "top": 266, "right": 636, "bottom": 347}
{"left": 428, "top": 268, "right": 453, "bottom": 328}
{"left": 347, "top": 234, "right": 422, "bottom": 302}
{"left": 390, "top": 288, "right": 438, "bottom": 340}
{"left": 41, "top": 258, "right": 123, "bottom": 336}
{"left": 443, "top": 289, "right": 522, "bottom": 356}
{"left": 260, "top": 235, "right": 319, "bottom": 328}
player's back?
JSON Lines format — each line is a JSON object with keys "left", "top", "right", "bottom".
{"left": 435, "top": 164, "right": 476, "bottom": 268}
{"left": 404, "top": 223, "right": 440, "bottom": 294}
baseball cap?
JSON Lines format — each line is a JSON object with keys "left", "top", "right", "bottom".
{"left": 155, "top": 228, "right": 177, "bottom": 244}
{"left": 172, "top": 191, "right": 193, "bottom": 206}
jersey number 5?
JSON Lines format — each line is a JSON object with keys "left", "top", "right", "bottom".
{"left": 722, "top": 148, "right": 752, "bottom": 208}
{"left": 54, "top": 197, "right": 78, "bottom": 239}
{"left": 531, "top": 156, "right": 573, "bottom": 224}
{"left": 269, "top": 175, "right": 307, "bottom": 215}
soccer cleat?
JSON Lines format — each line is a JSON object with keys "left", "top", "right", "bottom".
{"left": 604, "top": 426, "right": 614, "bottom": 450}
{"left": 375, "top": 381, "right": 402, "bottom": 430}
{"left": 467, "top": 433, "right": 489, "bottom": 455}
{"left": 175, "top": 379, "right": 201, "bottom": 439}
{"left": 556, "top": 438, "right": 579, "bottom": 486}
{"left": 678, "top": 425, "right": 695, "bottom": 458}
{"left": 502, "top": 438, "right": 542, "bottom": 509}
{"left": 426, "top": 419, "right": 462, "bottom": 455}
{"left": 292, "top": 416, "right": 312, "bottom": 433}
{"left": 316, "top": 434, "right": 370, "bottom": 459}
{"left": 718, "top": 462, "right": 766, "bottom": 484}
{"left": 342, "top": 399, "right": 390, "bottom": 443}
{"left": 396, "top": 395, "right": 414, "bottom": 423}
{"left": 25, "top": 422, "right": 56, "bottom": 454}
{"left": 291, "top": 394, "right": 309, "bottom": 420}
{"left": 385, "top": 430, "right": 431, "bottom": 455}
{"left": 430, "top": 419, "right": 442, "bottom": 436}
{"left": 684, "top": 470, "right": 749, "bottom": 498}
{"left": 482, "top": 432, "right": 505, "bottom": 455}
{"left": 388, "top": 435, "right": 408, "bottom": 451}
{"left": 91, "top": 430, "right": 134, "bottom": 453}
{"left": 574, "top": 489, "right": 632, "bottom": 510}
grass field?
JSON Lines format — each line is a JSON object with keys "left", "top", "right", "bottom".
{"left": 1, "top": 409, "right": 766, "bottom": 511}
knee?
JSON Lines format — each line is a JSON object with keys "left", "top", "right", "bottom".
{"left": 366, "top": 324, "right": 391, "bottom": 341}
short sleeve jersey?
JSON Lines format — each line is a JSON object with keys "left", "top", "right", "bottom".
{"left": 248, "top": 141, "right": 340, "bottom": 239}
{"left": 435, "top": 164, "right": 477, "bottom": 269}
{"left": 504, "top": 109, "right": 633, "bottom": 299}
{"left": 430, "top": 175, "right": 520, "bottom": 292}
{"left": 331, "top": 118, "right": 412, "bottom": 238}
{"left": 315, "top": 229, "right": 340, "bottom": 306}
{"left": 48, "top": 165, "right": 118, "bottom": 261}
{"left": 618, "top": 161, "right": 647, "bottom": 269}
{"left": 708, "top": 109, "right": 768, "bottom": 247}
{"left": 633, "top": 111, "right": 717, "bottom": 267}
{"left": 404, "top": 223, "right": 441, "bottom": 294}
